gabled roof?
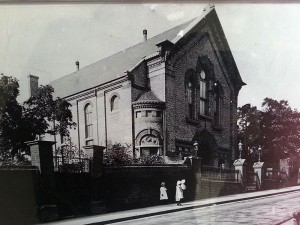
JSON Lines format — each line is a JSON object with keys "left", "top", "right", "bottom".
{"left": 50, "top": 19, "right": 194, "bottom": 98}
{"left": 50, "top": 5, "right": 244, "bottom": 98}
{"left": 134, "top": 91, "right": 163, "bottom": 103}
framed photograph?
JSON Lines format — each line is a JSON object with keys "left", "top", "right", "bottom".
{"left": 0, "top": 2, "right": 299, "bottom": 225}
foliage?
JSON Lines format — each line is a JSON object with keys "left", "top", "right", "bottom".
{"left": 54, "top": 138, "right": 84, "bottom": 159}
{"left": 104, "top": 143, "right": 133, "bottom": 165}
{"left": 135, "top": 154, "right": 164, "bottom": 165}
{"left": 24, "top": 85, "right": 76, "bottom": 137}
{"left": 260, "top": 98, "right": 300, "bottom": 167}
{"left": 0, "top": 76, "right": 25, "bottom": 160}
{"left": 104, "top": 142, "right": 164, "bottom": 165}
{"left": 0, "top": 75, "right": 76, "bottom": 164}
{"left": 238, "top": 98, "right": 300, "bottom": 168}
{"left": 237, "top": 103, "right": 261, "bottom": 164}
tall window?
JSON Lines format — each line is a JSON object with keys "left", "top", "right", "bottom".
{"left": 213, "top": 82, "right": 223, "bottom": 126}
{"left": 111, "top": 95, "right": 120, "bottom": 111}
{"left": 186, "top": 72, "right": 197, "bottom": 120}
{"left": 84, "top": 104, "right": 93, "bottom": 138}
{"left": 199, "top": 70, "right": 208, "bottom": 115}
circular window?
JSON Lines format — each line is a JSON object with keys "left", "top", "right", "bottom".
{"left": 200, "top": 70, "right": 206, "bottom": 79}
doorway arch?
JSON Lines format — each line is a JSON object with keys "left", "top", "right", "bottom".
{"left": 192, "top": 130, "right": 218, "bottom": 166}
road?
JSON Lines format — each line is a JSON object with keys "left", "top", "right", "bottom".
{"left": 112, "top": 191, "right": 300, "bottom": 225}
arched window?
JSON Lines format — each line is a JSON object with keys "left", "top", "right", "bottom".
{"left": 213, "top": 82, "right": 224, "bottom": 127}
{"left": 196, "top": 56, "right": 213, "bottom": 117}
{"left": 199, "top": 69, "right": 208, "bottom": 115}
{"left": 111, "top": 95, "right": 120, "bottom": 111}
{"left": 84, "top": 104, "right": 93, "bottom": 139}
{"left": 185, "top": 70, "right": 197, "bottom": 120}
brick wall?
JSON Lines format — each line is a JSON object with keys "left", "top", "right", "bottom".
{"left": 164, "top": 22, "right": 238, "bottom": 163}
{"left": 0, "top": 168, "right": 40, "bottom": 225}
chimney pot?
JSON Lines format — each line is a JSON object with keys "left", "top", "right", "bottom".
{"left": 143, "top": 29, "right": 147, "bottom": 42}
{"left": 76, "top": 61, "right": 79, "bottom": 71}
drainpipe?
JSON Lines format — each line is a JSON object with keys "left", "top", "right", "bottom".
{"left": 131, "top": 105, "right": 136, "bottom": 158}
{"left": 104, "top": 91, "right": 108, "bottom": 147}
{"left": 95, "top": 90, "right": 99, "bottom": 145}
{"left": 77, "top": 100, "right": 81, "bottom": 149}
{"left": 163, "top": 108, "right": 167, "bottom": 156}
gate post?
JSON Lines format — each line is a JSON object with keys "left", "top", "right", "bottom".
{"left": 26, "top": 140, "right": 55, "bottom": 175}
{"left": 253, "top": 161, "right": 265, "bottom": 187}
{"left": 233, "top": 159, "right": 246, "bottom": 182}
{"left": 26, "top": 140, "right": 58, "bottom": 222}
{"left": 83, "top": 145, "right": 105, "bottom": 177}
{"left": 191, "top": 156, "right": 202, "bottom": 173}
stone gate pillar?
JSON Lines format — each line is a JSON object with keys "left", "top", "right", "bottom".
{"left": 26, "top": 140, "right": 58, "bottom": 222}
{"left": 253, "top": 161, "right": 265, "bottom": 187}
{"left": 233, "top": 158, "right": 247, "bottom": 182}
{"left": 83, "top": 145, "right": 105, "bottom": 177}
{"left": 26, "top": 140, "right": 56, "bottom": 176}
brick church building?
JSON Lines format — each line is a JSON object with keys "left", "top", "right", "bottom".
{"left": 34, "top": 5, "right": 244, "bottom": 168}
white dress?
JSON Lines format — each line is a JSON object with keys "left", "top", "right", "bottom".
{"left": 175, "top": 185, "right": 183, "bottom": 202}
{"left": 160, "top": 186, "right": 168, "bottom": 200}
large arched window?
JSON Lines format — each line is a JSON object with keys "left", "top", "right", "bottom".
{"left": 199, "top": 69, "right": 208, "bottom": 115}
{"left": 196, "top": 56, "right": 214, "bottom": 117}
{"left": 84, "top": 104, "right": 93, "bottom": 139}
{"left": 111, "top": 95, "right": 120, "bottom": 111}
{"left": 185, "top": 70, "right": 197, "bottom": 120}
{"left": 213, "top": 82, "right": 224, "bottom": 127}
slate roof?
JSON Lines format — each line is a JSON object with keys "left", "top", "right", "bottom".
{"left": 50, "top": 19, "right": 194, "bottom": 98}
{"left": 50, "top": 5, "right": 244, "bottom": 99}
{"left": 134, "top": 91, "right": 163, "bottom": 103}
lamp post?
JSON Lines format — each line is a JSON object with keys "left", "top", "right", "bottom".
{"left": 238, "top": 140, "right": 243, "bottom": 159}
{"left": 193, "top": 141, "right": 198, "bottom": 158}
{"left": 258, "top": 145, "right": 262, "bottom": 162}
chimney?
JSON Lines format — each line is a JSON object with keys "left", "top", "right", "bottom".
{"left": 28, "top": 75, "right": 39, "bottom": 97}
{"left": 143, "top": 29, "right": 147, "bottom": 42}
{"left": 75, "top": 61, "right": 79, "bottom": 71}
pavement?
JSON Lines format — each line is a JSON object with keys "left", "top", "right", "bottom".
{"left": 44, "top": 185, "right": 300, "bottom": 225}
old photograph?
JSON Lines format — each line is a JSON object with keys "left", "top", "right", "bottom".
{"left": 0, "top": 2, "right": 300, "bottom": 225}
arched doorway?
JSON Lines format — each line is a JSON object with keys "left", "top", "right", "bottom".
{"left": 193, "top": 130, "right": 218, "bottom": 166}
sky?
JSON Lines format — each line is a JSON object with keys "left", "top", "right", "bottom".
{"left": 1, "top": 3, "right": 300, "bottom": 110}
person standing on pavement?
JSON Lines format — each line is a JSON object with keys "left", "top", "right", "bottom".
{"left": 181, "top": 179, "right": 186, "bottom": 202}
{"left": 160, "top": 182, "right": 168, "bottom": 204}
{"left": 175, "top": 180, "right": 183, "bottom": 206}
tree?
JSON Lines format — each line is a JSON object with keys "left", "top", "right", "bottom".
{"left": 24, "top": 85, "right": 76, "bottom": 137}
{"left": 0, "top": 75, "right": 24, "bottom": 162}
{"left": 237, "top": 104, "right": 261, "bottom": 164}
{"left": 0, "top": 75, "right": 76, "bottom": 164}
{"left": 260, "top": 98, "right": 300, "bottom": 167}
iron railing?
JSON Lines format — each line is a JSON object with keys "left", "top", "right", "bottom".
{"left": 53, "top": 156, "right": 90, "bottom": 173}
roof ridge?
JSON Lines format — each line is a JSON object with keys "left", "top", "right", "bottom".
{"left": 54, "top": 18, "right": 196, "bottom": 80}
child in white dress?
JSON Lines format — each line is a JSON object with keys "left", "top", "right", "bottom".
{"left": 160, "top": 182, "right": 168, "bottom": 204}
{"left": 175, "top": 180, "right": 183, "bottom": 206}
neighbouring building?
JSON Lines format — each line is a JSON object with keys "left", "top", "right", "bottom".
{"left": 35, "top": 5, "right": 245, "bottom": 168}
